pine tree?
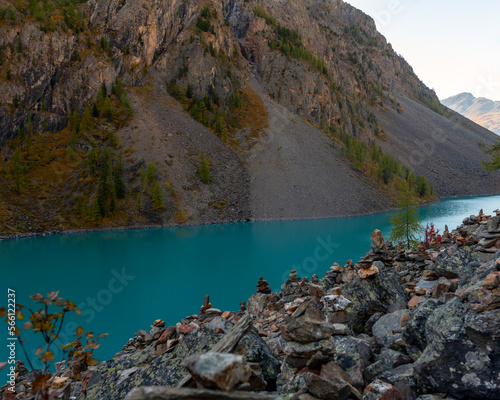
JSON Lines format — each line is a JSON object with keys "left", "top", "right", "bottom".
{"left": 145, "top": 162, "right": 157, "bottom": 185}
{"left": 389, "top": 182, "right": 423, "bottom": 250}
{"left": 79, "top": 105, "right": 94, "bottom": 136}
{"left": 151, "top": 180, "right": 165, "bottom": 211}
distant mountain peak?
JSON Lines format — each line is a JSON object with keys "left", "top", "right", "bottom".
{"left": 442, "top": 93, "right": 500, "bottom": 135}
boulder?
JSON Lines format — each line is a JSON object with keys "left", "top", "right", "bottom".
{"left": 371, "top": 229, "right": 385, "bottom": 251}
{"left": 300, "top": 372, "right": 351, "bottom": 400}
{"left": 285, "top": 301, "right": 335, "bottom": 344}
{"left": 414, "top": 297, "right": 500, "bottom": 399}
{"left": 363, "top": 312, "right": 384, "bottom": 335}
{"left": 322, "top": 294, "right": 352, "bottom": 324}
{"left": 235, "top": 330, "right": 280, "bottom": 385}
{"left": 342, "top": 270, "right": 407, "bottom": 334}
{"left": 309, "top": 283, "right": 325, "bottom": 299}
{"left": 281, "top": 338, "right": 335, "bottom": 360}
{"left": 332, "top": 335, "right": 372, "bottom": 388}
{"left": 247, "top": 292, "right": 269, "bottom": 318}
{"left": 181, "top": 353, "right": 251, "bottom": 392}
{"left": 401, "top": 300, "right": 439, "bottom": 360}
{"left": 377, "top": 363, "right": 415, "bottom": 388}
{"left": 430, "top": 277, "right": 453, "bottom": 298}
{"left": 364, "top": 349, "right": 412, "bottom": 381}
{"left": 431, "top": 246, "right": 480, "bottom": 285}
{"left": 278, "top": 372, "right": 350, "bottom": 400}
{"left": 372, "top": 309, "right": 408, "bottom": 348}
{"left": 84, "top": 322, "right": 277, "bottom": 399}
{"left": 320, "top": 362, "right": 362, "bottom": 400}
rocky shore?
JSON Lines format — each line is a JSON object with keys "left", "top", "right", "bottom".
{"left": 2, "top": 210, "right": 500, "bottom": 400}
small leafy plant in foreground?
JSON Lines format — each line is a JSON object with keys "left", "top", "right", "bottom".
{"left": 0, "top": 292, "right": 107, "bottom": 399}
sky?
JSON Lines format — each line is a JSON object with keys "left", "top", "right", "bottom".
{"left": 344, "top": 0, "right": 500, "bottom": 101}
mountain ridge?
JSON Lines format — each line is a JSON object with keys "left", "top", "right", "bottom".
{"left": 0, "top": 0, "right": 499, "bottom": 235}
{"left": 442, "top": 92, "right": 500, "bottom": 135}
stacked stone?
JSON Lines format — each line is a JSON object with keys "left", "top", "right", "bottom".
{"left": 393, "top": 242, "right": 407, "bottom": 262}
{"left": 341, "top": 260, "right": 357, "bottom": 283}
{"left": 257, "top": 276, "right": 272, "bottom": 294}
{"left": 281, "top": 269, "right": 308, "bottom": 298}
{"left": 323, "top": 262, "right": 343, "bottom": 289}
{"left": 476, "top": 213, "right": 500, "bottom": 259}
{"left": 369, "top": 229, "right": 390, "bottom": 262}
{"left": 357, "top": 258, "right": 379, "bottom": 279}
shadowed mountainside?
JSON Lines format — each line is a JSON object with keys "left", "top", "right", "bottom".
{"left": 0, "top": 0, "right": 499, "bottom": 235}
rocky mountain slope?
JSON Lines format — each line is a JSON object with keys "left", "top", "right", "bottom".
{"left": 442, "top": 92, "right": 500, "bottom": 135}
{"left": 3, "top": 210, "right": 500, "bottom": 399}
{"left": 0, "top": 0, "right": 499, "bottom": 235}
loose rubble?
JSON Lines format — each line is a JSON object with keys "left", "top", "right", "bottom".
{"left": 2, "top": 210, "right": 499, "bottom": 400}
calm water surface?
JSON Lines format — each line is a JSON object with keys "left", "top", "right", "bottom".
{"left": 1, "top": 195, "right": 499, "bottom": 366}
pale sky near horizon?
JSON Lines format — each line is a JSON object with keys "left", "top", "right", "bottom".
{"left": 344, "top": 0, "right": 500, "bottom": 101}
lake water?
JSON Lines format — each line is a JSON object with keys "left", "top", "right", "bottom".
{"left": 1, "top": 195, "right": 499, "bottom": 368}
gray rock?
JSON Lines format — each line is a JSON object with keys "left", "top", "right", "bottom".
{"left": 388, "top": 297, "right": 408, "bottom": 313}
{"left": 402, "top": 299, "right": 439, "bottom": 360}
{"left": 342, "top": 270, "right": 407, "bottom": 334}
{"left": 415, "top": 277, "right": 438, "bottom": 292}
{"left": 364, "top": 349, "right": 412, "bottom": 381}
{"left": 414, "top": 297, "right": 500, "bottom": 399}
{"left": 332, "top": 335, "right": 372, "bottom": 388}
{"left": 372, "top": 309, "right": 408, "bottom": 348}
{"left": 301, "top": 372, "right": 351, "bottom": 400}
{"left": 377, "top": 363, "right": 415, "bottom": 387}
{"left": 235, "top": 330, "right": 280, "bottom": 385}
{"left": 181, "top": 352, "right": 251, "bottom": 392}
{"left": 285, "top": 301, "right": 335, "bottom": 344}
{"left": 364, "top": 312, "right": 384, "bottom": 335}
{"left": 247, "top": 292, "right": 269, "bottom": 318}
{"left": 281, "top": 338, "right": 335, "bottom": 359}
{"left": 278, "top": 372, "right": 350, "bottom": 400}
{"left": 125, "top": 387, "right": 284, "bottom": 399}
{"left": 432, "top": 246, "right": 480, "bottom": 285}
{"left": 331, "top": 324, "right": 351, "bottom": 335}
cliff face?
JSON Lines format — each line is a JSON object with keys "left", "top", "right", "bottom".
{"left": 0, "top": 0, "right": 499, "bottom": 234}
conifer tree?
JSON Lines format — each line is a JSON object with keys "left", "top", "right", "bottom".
{"left": 79, "top": 104, "right": 94, "bottom": 136}
{"left": 390, "top": 182, "right": 423, "bottom": 249}
{"left": 151, "top": 180, "right": 165, "bottom": 211}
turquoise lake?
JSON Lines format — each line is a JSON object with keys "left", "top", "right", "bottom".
{"left": 1, "top": 195, "right": 499, "bottom": 368}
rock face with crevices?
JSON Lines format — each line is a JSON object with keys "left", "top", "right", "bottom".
{"left": 1, "top": 0, "right": 499, "bottom": 235}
